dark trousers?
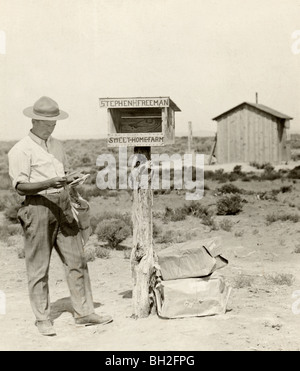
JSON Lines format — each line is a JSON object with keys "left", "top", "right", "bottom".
{"left": 18, "top": 190, "right": 95, "bottom": 322}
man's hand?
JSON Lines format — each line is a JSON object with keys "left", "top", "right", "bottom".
{"left": 65, "top": 171, "right": 81, "bottom": 184}
{"left": 48, "top": 177, "right": 67, "bottom": 189}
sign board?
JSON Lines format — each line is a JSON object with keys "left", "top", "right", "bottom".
{"left": 99, "top": 97, "right": 181, "bottom": 147}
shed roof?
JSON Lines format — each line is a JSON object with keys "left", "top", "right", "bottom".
{"left": 212, "top": 102, "right": 293, "bottom": 121}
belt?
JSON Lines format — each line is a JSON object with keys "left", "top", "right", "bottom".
{"left": 39, "top": 187, "right": 65, "bottom": 196}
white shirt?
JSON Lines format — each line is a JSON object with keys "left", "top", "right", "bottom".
{"left": 8, "top": 131, "right": 67, "bottom": 189}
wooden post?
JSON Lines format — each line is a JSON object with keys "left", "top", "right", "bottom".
{"left": 188, "top": 121, "right": 193, "bottom": 154}
{"left": 209, "top": 133, "right": 217, "bottom": 165}
{"left": 131, "top": 146, "right": 155, "bottom": 318}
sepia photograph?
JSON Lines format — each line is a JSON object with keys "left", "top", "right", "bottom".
{"left": 0, "top": 0, "right": 300, "bottom": 354}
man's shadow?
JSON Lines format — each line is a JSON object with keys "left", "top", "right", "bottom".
{"left": 50, "top": 297, "right": 102, "bottom": 321}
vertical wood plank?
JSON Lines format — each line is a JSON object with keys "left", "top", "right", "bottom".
{"left": 131, "top": 147, "right": 154, "bottom": 318}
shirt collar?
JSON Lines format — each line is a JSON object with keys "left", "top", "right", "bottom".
{"left": 29, "top": 131, "right": 52, "bottom": 146}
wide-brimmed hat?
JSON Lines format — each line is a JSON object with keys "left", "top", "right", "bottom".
{"left": 23, "top": 96, "right": 69, "bottom": 120}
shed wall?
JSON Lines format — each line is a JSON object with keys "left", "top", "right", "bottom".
{"left": 216, "top": 106, "right": 289, "bottom": 164}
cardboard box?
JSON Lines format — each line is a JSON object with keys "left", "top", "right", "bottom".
{"left": 155, "top": 274, "right": 232, "bottom": 319}
{"left": 157, "top": 237, "right": 228, "bottom": 281}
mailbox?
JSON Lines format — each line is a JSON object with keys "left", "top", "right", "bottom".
{"left": 99, "top": 97, "right": 181, "bottom": 147}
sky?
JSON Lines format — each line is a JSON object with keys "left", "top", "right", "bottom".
{"left": 0, "top": 0, "right": 299, "bottom": 140}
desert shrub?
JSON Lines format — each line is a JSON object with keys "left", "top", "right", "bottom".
{"left": 95, "top": 219, "right": 131, "bottom": 248}
{"left": 233, "top": 275, "right": 254, "bottom": 289}
{"left": 7, "top": 224, "right": 22, "bottom": 236}
{"left": 250, "top": 162, "right": 273, "bottom": 170}
{"left": 294, "top": 244, "right": 300, "bottom": 254}
{"left": 233, "top": 165, "right": 242, "bottom": 175}
{"left": 217, "top": 194, "right": 243, "bottom": 215}
{"left": 0, "top": 173, "right": 12, "bottom": 190}
{"left": 257, "top": 190, "right": 279, "bottom": 201}
{"left": 217, "top": 184, "right": 242, "bottom": 195}
{"left": 94, "top": 246, "right": 111, "bottom": 259}
{"left": 84, "top": 246, "right": 96, "bottom": 263}
{"left": 163, "top": 207, "right": 186, "bottom": 223}
{"left": 182, "top": 202, "right": 211, "bottom": 219}
{"left": 219, "top": 219, "right": 233, "bottom": 232}
{"left": 266, "top": 213, "right": 300, "bottom": 225}
{"left": 263, "top": 164, "right": 275, "bottom": 173}
{"left": 123, "top": 250, "right": 131, "bottom": 260}
{"left": 77, "top": 186, "right": 108, "bottom": 201}
{"left": 234, "top": 230, "right": 244, "bottom": 237}
{"left": 280, "top": 185, "right": 293, "bottom": 193}
{"left": 17, "top": 246, "right": 25, "bottom": 259}
{"left": 2, "top": 193, "right": 23, "bottom": 223}
{"left": 90, "top": 212, "right": 133, "bottom": 233}
{"left": 81, "top": 155, "right": 92, "bottom": 165}
{"left": 266, "top": 274, "right": 294, "bottom": 286}
{"left": 4, "top": 204, "right": 20, "bottom": 223}
{"left": 261, "top": 171, "right": 281, "bottom": 181}
{"left": 228, "top": 172, "right": 239, "bottom": 182}
{"left": 287, "top": 166, "right": 300, "bottom": 179}
{"left": 0, "top": 194, "right": 9, "bottom": 211}
{"left": 107, "top": 191, "right": 119, "bottom": 198}
{"left": 155, "top": 229, "right": 195, "bottom": 244}
{"left": 153, "top": 222, "right": 162, "bottom": 238}
{"left": 201, "top": 214, "right": 218, "bottom": 230}
{"left": 0, "top": 225, "right": 9, "bottom": 243}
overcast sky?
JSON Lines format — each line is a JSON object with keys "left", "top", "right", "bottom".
{"left": 0, "top": 0, "right": 299, "bottom": 140}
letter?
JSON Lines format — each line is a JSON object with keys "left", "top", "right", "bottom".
{"left": 119, "top": 147, "right": 128, "bottom": 190}
{"left": 99, "top": 100, "right": 105, "bottom": 108}
{"left": 105, "top": 358, "right": 111, "bottom": 366}
{"left": 152, "top": 153, "right": 183, "bottom": 190}
{"left": 184, "top": 154, "right": 204, "bottom": 201}
{"left": 115, "top": 358, "right": 121, "bottom": 366}
{"left": 132, "top": 358, "right": 139, "bottom": 369}
{"left": 187, "top": 357, "right": 195, "bottom": 366}
{"left": 292, "top": 30, "right": 300, "bottom": 55}
{"left": 0, "top": 30, "right": 6, "bottom": 55}
{"left": 96, "top": 154, "right": 116, "bottom": 190}
{"left": 128, "top": 153, "right": 149, "bottom": 190}
{"left": 0, "top": 290, "right": 6, "bottom": 315}
{"left": 292, "top": 291, "right": 300, "bottom": 315}
{"left": 149, "top": 357, "right": 156, "bottom": 366}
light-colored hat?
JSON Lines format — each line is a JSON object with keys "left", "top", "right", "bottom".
{"left": 23, "top": 96, "right": 69, "bottom": 120}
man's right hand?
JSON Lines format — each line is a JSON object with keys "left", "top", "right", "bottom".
{"left": 48, "top": 177, "right": 67, "bottom": 189}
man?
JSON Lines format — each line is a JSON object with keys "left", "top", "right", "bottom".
{"left": 8, "top": 96, "right": 112, "bottom": 336}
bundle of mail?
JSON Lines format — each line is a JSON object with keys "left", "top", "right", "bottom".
{"left": 154, "top": 237, "right": 232, "bottom": 319}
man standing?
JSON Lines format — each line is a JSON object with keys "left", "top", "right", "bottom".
{"left": 8, "top": 96, "right": 112, "bottom": 336}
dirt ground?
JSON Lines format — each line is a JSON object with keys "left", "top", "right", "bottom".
{"left": 1, "top": 175, "right": 300, "bottom": 351}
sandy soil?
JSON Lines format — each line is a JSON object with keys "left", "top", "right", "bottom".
{"left": 1, "top": 179, "right": 300, "bottom": 351}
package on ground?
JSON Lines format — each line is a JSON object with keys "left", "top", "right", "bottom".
{"left": 154, "top": 273, "right": 232, "bottom": 319}
{"left": 157, "top": 237, "right": 228, "bottom": 281}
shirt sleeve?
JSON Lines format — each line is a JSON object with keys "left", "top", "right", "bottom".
{"left": 8, "top": 148, "right": 31, "bottom": 189}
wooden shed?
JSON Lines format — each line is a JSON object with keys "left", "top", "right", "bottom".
{"left": 212, "top": 102, "right": 293, "bottom": 164}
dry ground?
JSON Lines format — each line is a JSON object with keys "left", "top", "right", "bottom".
{"left": 1, "top": 175, "right": 300, "bottom": 351}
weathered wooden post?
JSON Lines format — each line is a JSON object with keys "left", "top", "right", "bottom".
{"left": 99, "top": 97, "right": 181, "bottom": 318}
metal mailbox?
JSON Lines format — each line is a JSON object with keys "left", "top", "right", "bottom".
{"left": 99, "top": 97, "right": 181, "bottom": 147}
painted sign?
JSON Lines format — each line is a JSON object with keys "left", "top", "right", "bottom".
{"left": 100, "top": 97, "right": 170, "bottom": 109}
{"left": 108, "top": 134, "right": 165, "bottom": 147}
